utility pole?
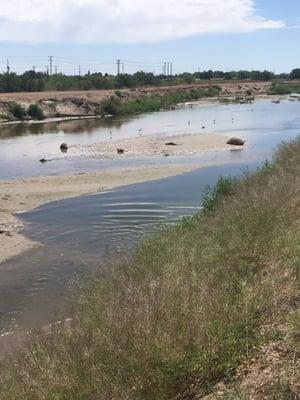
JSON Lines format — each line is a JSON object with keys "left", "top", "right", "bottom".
{"left": 116, "top": 59, "right": 121, "bottom": 76}
{"left": 6, "top": 59, "right": 10, "bottom": 74}
{"left": 167, "top": 62, "right": 169, "bottom": 76}
{"left": 49, "top": 56, "right": 53, "bottom": 76}
{"left": 46, "top": 66, "right": 49, "bottom": 75}
{"left": 163, "top": 62, "right": 166, "bottom": 76}
{"left": 122, "top": 63, "right": 124, "bottom": 74}
{"left": 32, "top": 66, "right": 36, "bottom": 72}
{"left": 79, "top": 65, "right": 81, "bottom": 77}
{"left": 170, "top": 62, "right": 173, "bottom": 76}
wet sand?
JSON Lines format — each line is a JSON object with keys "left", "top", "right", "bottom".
{"left": 72, "top": 132, "right": 236, "bottom": 158}
{"left": 0, "top": 127, "right": 241, "bottom": 264}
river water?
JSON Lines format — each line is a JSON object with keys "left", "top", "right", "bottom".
{"left": 0, "top": 98, "right": 300, "bottom": 336}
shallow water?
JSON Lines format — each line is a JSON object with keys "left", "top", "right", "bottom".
{"left": 1, "top": 99, "right": 300, "bottom": 179}
{"left": 0, "top": 162, "right": 258, "bottom": 334}
{"left": 0, "top": 99, "right": 300, "bottom": 335}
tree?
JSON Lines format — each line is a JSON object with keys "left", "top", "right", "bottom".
{"left": 291, "top": 69, "right": 300, "bottom": 80}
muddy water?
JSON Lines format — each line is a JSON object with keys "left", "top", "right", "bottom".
{"left": 0, "top": 99, "right": 300, "bottom": 179}
{"left": 0, "top": 99, "right": 300, "bottom": 336}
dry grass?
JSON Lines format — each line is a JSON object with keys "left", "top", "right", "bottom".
{"left": 0, "top": 138, "right": 299, "bottom": 400}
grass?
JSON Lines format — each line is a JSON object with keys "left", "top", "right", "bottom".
{"left": 99, "top": 86, "right": 221, "bottom": 116}
{"left": 270, "top": 82, "right": 300, "bottom": 95}
{"left": 0, "top": 138, "right": 299, "bottom": 399}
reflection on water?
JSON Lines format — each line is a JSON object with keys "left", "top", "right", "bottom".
{"left": 0, "top": 162, "right": 257, "bottom": 333}
{"left": 0, "top": 100, "right": 300, "bottom": 179}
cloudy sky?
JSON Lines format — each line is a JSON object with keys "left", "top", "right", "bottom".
{"left": 0, "top": 0, "right": 299, "bottom": 74}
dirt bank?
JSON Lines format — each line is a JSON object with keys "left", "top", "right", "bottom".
{"left": 0, "top": 81, "right": 273, "bottom": 123}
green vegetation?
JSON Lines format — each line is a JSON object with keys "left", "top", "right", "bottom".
{"left": 9, "top": 103, "right": 26, "bottom": 120}
{"left": 0, "top": 68, "right": 299, "bottom": 93}
{"left": 27, "top": 103, "right": 45, "bottom": 120}
{"left": 100, "top": 86, "right": 221, "bottom": 116}
{"left": 8, "top": 102, "right": 45, "bottom": 121}
{"left": 1, "top": 138, "right": 299, "bottom": 399}
{"left": 270, "top": 82, "right": 300, "bottom": 95}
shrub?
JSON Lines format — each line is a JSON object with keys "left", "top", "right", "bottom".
{"left": 270, "top": 82, "right": 300, "bottom": 95}
{"left": 100, "top": 97, "right": 121, "bottom": 116}
{"left": 202, "top": 176, "right": 236, "bottom": 212}
{"left": 27, "top": 103, "right": 45, "bottom": 120}
{"left": 114, "top": 90, "right": 122, "bottom": 97}
{"left": 9, "top": 103, "right": 26, "bottom": 120}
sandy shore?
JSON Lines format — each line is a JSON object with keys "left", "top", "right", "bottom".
{"left": 0, "top": 163, "right": 211, "bottom": 264}
{"left": 72, "top": 132, "right": 236, "bottom": 159}
{"left": 0, "top": 127, "right": 244, "bottom": 264}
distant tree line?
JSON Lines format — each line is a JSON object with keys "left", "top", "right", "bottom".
{"left": 0, "top": 68, "right": 299, "bottom": 93}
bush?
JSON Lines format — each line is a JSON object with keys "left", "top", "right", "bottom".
{"left": 270, "top": 82, "right": 300, "bottom": 95}
{"left": 27, "top": 103, "right": 45, "bottom": 120}
{"left": 100, "top": 98, "right": 121, "bottom": 116}
{"left": 202, "top": 176, "right": 236, "bottom": 212}
{"left": 9, "top": 103, "right": 26, "bottom": 120}
{"left": 114, "top": 90, "right": 122, "bottom": 97}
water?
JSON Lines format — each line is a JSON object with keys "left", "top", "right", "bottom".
{"left": 1, "top": 99, "right": 300, "bottom": 179}
{"left": 0, "top": 163, "right": 257, "bottom": 334}
{"left": 0, "top": 99, "right": 300, "bottom": 335}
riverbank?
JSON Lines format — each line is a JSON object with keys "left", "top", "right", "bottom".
{"left": 1, "top": 137, "right": 299, "bottom": 400}
{"left": 0, "top": 163, "right": 206, "bottom": 264}
{"left": 0, "top": 81, "right": 276, "bottom": 124}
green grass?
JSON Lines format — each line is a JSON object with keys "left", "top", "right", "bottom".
{"left": 100, "top": 86, "right": 221, "bottom": 116}
{"left": 270, "top": 82, "right": 300, "bottom": 95}
{"left": 1, "top": 138, "right": 299, "bottom": 400}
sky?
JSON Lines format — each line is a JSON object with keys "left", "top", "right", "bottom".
{"left": 0, "top": 0, "right": 299, "bottom": 75}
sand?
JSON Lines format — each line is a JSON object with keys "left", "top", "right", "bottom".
{"left": 0, "top": 163, "right": 210, "bottom": 264}
{"left": 72, "top": 132, "right": 235, "bottom": 159}
{"left": 0, "top": 128, "right": 245, "bottom": 264}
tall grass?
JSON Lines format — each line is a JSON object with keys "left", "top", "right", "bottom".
{"left": 1, "top": 138, "right": 299, "bottom": 400}
{"left": 100, "top": 86, "right": 221, "bottom": 116}
{"left": 270, "top": 82, "right": 300, "bottom": 95}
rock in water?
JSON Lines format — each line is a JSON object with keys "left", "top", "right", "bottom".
{"left": 60, "top": 143, "right": 68, "bottom": 152}
{"left": 227, "top": 137, "right": 245, "bottom": 146}
{"left": 117, "top": 148, "right": 125, "bottom": 154}
{"left": 39, "top": 158, "right": 48, "bottom": 163}
{"left": 165, "top": 142, "right": 177, "bottom": 146}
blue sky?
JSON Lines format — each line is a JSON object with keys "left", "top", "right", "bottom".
{"left": 0, "top": 0, "right": 299, "bottom": 75}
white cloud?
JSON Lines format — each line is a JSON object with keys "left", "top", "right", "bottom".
{"left": 0, "top": 0, "right": 285, "bottom": 43}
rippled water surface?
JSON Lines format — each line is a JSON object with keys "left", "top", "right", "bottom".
{"left": 1, "top": 99, "right": 300, "bottom": 336}
{"left": 0, "top": 163, "right": 256, "bottom": 333}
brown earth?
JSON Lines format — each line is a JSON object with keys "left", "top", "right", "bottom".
{"left": 0, "top": 81, "right": 274, "bottom": 123}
